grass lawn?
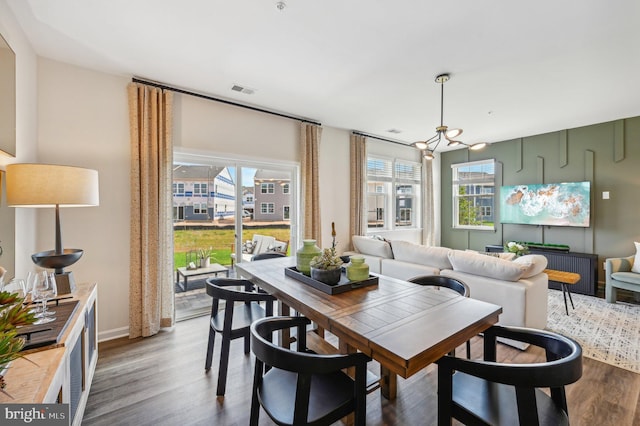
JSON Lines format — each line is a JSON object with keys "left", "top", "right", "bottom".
{"left": 173, "top": 227, "right": 291, "bottom": 268}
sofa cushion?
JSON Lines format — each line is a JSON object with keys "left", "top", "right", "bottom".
{"left": 351, "top": 235, "right": 394, "bottom": 259}
{"left": 632, "top": 242, "right": 640, "bottom": 273}
{"left": 611, "top": 271, "right": 640, "bottom": 285}
{"left": 448, "top": 250, "right": 529, "bottom": 282}
{"left": 513, "top": 254, "right": 548, "bottom": 278}
{"left": 391, "top": 240, "right": 452, "bottom": 270}
{"left": 466, "top": 249, "right": 516, "bottom": 261}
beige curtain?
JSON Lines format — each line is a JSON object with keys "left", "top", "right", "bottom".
{"left": 127, "top": 82, "right": 175, "bottom": 338}
{"left": 300, "top": 122, "right": 322, "bottom": 245}
{"left": 422, "top": 157, "right": 435, "bottom": 246}
{"left": 349, "top": 134, "right": 367, "bottom": 247}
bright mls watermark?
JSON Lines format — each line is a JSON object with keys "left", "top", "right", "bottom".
{"left": 1, "top": 404, "right": 69, "bottom": 425}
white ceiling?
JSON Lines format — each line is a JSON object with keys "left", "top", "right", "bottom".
{"left": 6, "top": 0, "right": 640, "bottom": 150}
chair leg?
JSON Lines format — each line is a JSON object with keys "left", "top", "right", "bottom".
{"left": 565, "top": 285, "right": 575, "bottom": 310}
{"left": 217, "top": 336, "right": 232, "bottom": 396}
{"left": 205, "top": 328, "right": 216, "bottom": 371}
{"left": 244, "top": 331, "right": 251, "bottom": 354}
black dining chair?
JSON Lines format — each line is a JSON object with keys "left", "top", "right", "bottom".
{"left": 204, "top": 277, "right": 275, "bottom": 396}
{"left": 408, "top": 275, "right": 471, "bottom": 358}
{"left": 436, "top": 325, "right": 582, "bottom": 426}
{"left": 250, "top": 316, "right": 370, "bottom": 426}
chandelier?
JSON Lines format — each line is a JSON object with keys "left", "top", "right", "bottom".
{"left": 412, "top": 74, "right": 487, "bottom": 160}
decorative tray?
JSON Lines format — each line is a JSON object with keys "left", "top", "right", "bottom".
{"left": 17, "top": 300, "right": 80, "bottom": 352}
{"left": 284, "top": 266, "right": 378, "bottom": 295}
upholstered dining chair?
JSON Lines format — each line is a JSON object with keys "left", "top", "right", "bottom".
{"left": 205, "top": 277, "right": 275, "bottom": 396}
{"left": 408, "top": 275, "right": 471, "bottom": 358}
{"left": 250, "top": 316, "right": 370, "bottom": 426}
{"left": 436, "top": 325, "right": 582, "bottom": 426}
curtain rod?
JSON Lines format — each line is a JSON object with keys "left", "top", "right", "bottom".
{"left": 132, "top": 77, "right": 322, "bottom": 126}
{"left": 352, "top": 131, "right": 412, "bottom": 148}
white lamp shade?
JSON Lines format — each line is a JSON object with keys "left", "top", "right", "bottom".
{"left": 6, "top": 163, "right": 99, "bottom": 207}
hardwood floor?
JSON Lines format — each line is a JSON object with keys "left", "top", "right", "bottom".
{"left": 83, "top": 314, "right": 640, "bottom": 426}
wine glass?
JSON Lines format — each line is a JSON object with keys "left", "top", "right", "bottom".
{"left": 2, "top": 278, "right": 26, "bottom": 299}
{"left": 33, "top": 271, "right": 57, "bottom": 324}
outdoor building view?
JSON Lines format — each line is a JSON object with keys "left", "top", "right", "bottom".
{"left": 172, "top": 162, "right": 292, "bottom": 280}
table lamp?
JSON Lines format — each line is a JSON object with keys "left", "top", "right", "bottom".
{"left": 6, "top": 163, "right": 99, "bottom": 294}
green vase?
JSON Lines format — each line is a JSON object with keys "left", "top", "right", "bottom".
{"left": 296, "top": 239, "right": 321, "bottom": 276}
{"left": 346, "top": 256, "right": 369, "bottom": 282}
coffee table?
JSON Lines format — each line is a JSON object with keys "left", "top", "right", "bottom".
{"left": 544, "top": 269, "right": 581, "bottom": 315}
{"left": 176, "top": 263, "right": 229, "bottom": 292}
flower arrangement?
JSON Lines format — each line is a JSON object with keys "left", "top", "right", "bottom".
{"left": 309, "top": 222, "right": 343, "bottom": 271}
{"left": 504, "top": 241, "right": 529, "bottom": 257}
{"left": 198, "top": 247, "right": 214, "bottom": 261}
{"left": 0, "top": 270, "right": 38, "bottom": 391}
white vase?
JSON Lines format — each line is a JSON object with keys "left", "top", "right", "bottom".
{"left": 200, "top": 257, "right": 210, "bottom": 268}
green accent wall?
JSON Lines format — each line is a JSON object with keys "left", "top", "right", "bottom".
{"left": 440, "top": 116, "right": 640, "bottom": 288}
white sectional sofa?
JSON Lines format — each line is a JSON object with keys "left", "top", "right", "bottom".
{"left": 345, "top": 236, "right": 549, "bottom": 348}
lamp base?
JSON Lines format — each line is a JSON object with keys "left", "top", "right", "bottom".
{"left": 54, "top": 271, "right": 77, "bottom": 295}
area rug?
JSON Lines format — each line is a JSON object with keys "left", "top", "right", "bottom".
{"left": 546, "top": 289, "right": 640, "bottom": 373}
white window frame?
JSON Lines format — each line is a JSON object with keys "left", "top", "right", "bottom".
{"left": 193, "top": 202, "right": 207, "bottom": 214}
{"left": 261, "top": 202, "right": 275, "bottom": 214}
{"left": 261, "top": 183, "right": 275, "bottom": 194}
{"left": 451, "top": 159, "right": 495, "bottom": 230}
{"left": 282, "top": 183, "right": 290, "bottom": 194}
{"left": 173, "top": 183, "right": 184, "bottom": 195}
{"left": 366, "top": 156, "right": 421, "bottom": 231}
{"left": 193, "top": 183, "right": 207, "bottom": 195}
{"left": 283, "top": 205, "right": 290, "bottom": 220}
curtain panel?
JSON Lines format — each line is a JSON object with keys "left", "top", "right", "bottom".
{"left": 127, "top": 82, "right": 175, "bottom": 338}
{"left": 300, "top": 123, "right": 322, "bottom": 245}
{"left": 422, "top": 157, "right": 435, "bottom": 246}
{"left": 349, "top": 134, "right": 367, "bottom": 247}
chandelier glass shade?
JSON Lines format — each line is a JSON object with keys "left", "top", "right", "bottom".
{"left": 412, "top": 74, "right": 487, "bottom": 159}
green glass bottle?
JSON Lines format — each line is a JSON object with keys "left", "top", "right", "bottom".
{"left": 346, "top": 255, "right": 369, "bottom": 281}
{"left": 296, "top": 239, "right": 321, "bottom": 276}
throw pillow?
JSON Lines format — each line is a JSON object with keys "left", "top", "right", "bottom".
{"left": 243, "top": 241, "right": 256, "bottom": 254}
{"left": 513, "top": 254, "right": 548, "bottom": 278}
{"left": 632, "top": 242, "right": 640, "bottom": 273}
{"left": 448, "top": 250, "right": 529, "bottom": 282}
{"left": 351, "top": 235, "right": 394, "bottom": 259}
{"left": 392, "top": 240, "right": 452, "bottom": 270}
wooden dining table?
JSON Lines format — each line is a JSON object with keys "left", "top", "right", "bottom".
{"left": 236, "top": 256, "right": 502, "bottom": 399}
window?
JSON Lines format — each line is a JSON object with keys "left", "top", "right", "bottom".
{"left": 173, "top": 183, "right": 184, "bottom": 195}
{"left": 246, "top": 195, "right": 253, "bottom": 202}
{"left": 366, "top": 157, "right": 421, "bottom": 230}
{"left": 451, "top": 159, "right": 495, "bottom": 229}
{"left": 283, "top": 205, "right": 290, "bottom": 220}
{"left": 261, "top": 183, "right": 275, "bottom": 194}
{"left": 282, "top": 183, "right": 290, "bottom": 194}
{"left": 193, "top": 203, "right": 207, "bottom": 214}
{"left": 193, "top": 183, "right": 207, "bottom": 195}
{"left": 261, "top": 202, "right": 275, "bottom": 214}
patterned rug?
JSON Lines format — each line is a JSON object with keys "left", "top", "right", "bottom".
{"left": 546, "top": 289, "right": 640, "bottom": 373}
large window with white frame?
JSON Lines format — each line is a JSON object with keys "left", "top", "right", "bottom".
{"left": 451, "top": 159, "right": 495, "bottom": 230}
{"left": 366, "top": 157, "right": 421, "bottom": 230}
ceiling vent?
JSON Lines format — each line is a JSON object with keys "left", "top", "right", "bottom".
{"left": 231, "top": 84, "right": 255, "bottom": 95}
{"left": 386, "top": 128, "right": 402, "bottom": 134}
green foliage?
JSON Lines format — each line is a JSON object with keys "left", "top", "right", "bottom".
{"left": 0, "top": 289, "right": 37, "bottom": 384}
{"left": 457, "top": 186, "right": 481, "bottom": 226}
{"left": 309, "top": 248, "right": 343, "bottom": 270}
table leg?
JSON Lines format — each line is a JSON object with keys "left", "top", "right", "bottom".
{"left": 278, "top": 301, "right": 291, "bottom": 348}
{"left": 379, "top": 365, "right": 398, "bottom": 400}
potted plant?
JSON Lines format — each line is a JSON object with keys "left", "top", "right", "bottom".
{"left": 198, "top": 247, "right": 214, "bottom": 268}
{"left": 504, "top": 241, "right": 530, "bottom": 257}
{"left": 0, "top": 285, "right": 37, "bottom": 392}
{"left": 309, "top": 247, "right": 344, "bottom": 285}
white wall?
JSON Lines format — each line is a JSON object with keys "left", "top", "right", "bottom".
{"left": 37, "top": 58, "right": 131, "bottom": 339}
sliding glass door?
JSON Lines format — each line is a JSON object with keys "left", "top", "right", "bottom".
{"left": 173, "top": 151, "right": 298, "bottom": 273}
